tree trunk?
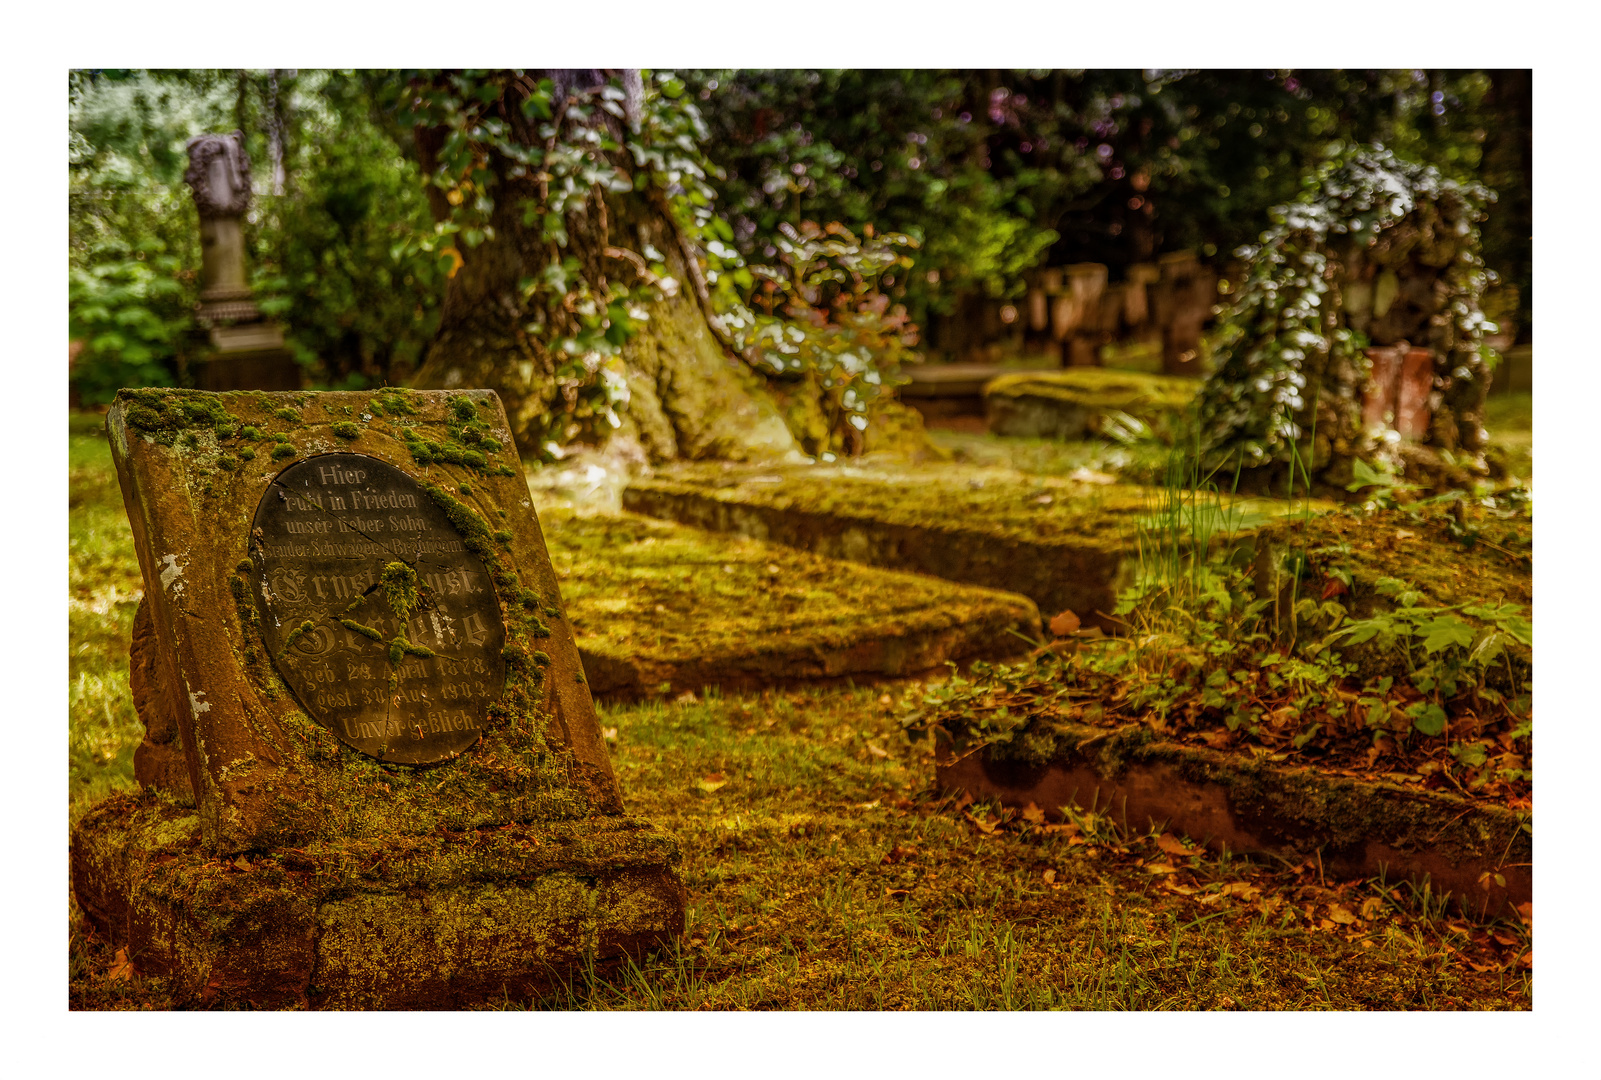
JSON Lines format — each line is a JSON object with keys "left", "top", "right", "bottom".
{"left": 408, "top": 70, "right": 798, "bottom": 463}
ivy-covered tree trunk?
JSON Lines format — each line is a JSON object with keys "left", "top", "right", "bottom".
{"left": 401, "top": 70, "right": 798, "bottom": 462}
{"left": 1196, "top": 148, "right": 1496, "bottom": 492}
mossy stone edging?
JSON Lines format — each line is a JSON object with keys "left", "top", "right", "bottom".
{"left": 547, "top": 510, "right": 1040, "bottom": 699}
{"left": 622, "top": 467, "right": 1140, "bottom": 631}
{"left": 936, "top": 720, "right": 1530, "bottom": 918}
{"left": 983, "top": 368, "right": 1200, "bottom": 441}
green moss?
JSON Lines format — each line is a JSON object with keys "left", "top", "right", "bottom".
{"left": 630, "top": 461, "right": 1310, "bottom": 551}
{"left": 339, "top": 619, "right": 384, "bottom": 642}
{"left": 236, "top": 559, "right": 254, "bottom": 573}
{"left": 274, "top": 407, "right": 300, "bottom": 423}
{"left": 69, "top": 791, "right": 682, "bottom": 1008}
{"left": 272, "top": 443, "right": 298, "bottom": 461}
{"left": 380, "top": 561, "right": 419, "bottom": 623}
{"left": 389, "top": 637, "right": 434, "bottom": 664}
{"left": 331, "top": 421, "right": 361, "bottom": 440}
{"left": 280, "top": 619, "right": 316, "bottom": 659}
{"left": 240, "top": 447, "right": 257, "bottom": 461}
{"left": 544, "top": 509, "right": 1038, "bottom": 674}
{"left": 986, "top": 368, "right": 1199, "bottom": 413}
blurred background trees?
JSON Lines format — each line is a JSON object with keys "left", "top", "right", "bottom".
{"left": 68, "top": 68, "right": 1531, "bottom": 458}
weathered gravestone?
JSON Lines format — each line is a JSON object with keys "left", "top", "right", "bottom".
{"left": 70, "top": 388, "right": 684, "bottom": 1008}
{"left": 183, "top": 132, "right": 301, "bottom": 391}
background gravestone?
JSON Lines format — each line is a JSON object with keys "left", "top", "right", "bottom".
{"left": 183, "top": 132, "right": 301, "bottom": 391}
{"left": 70, "top": 387, "right": 684, "bottom": 1008}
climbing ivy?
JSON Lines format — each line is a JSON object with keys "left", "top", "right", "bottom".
{"left": 376, "top": 69, "right": 917, "bottom": 457}
{"left": 1195, "top": 145, "right": 1495, "bottom": 481}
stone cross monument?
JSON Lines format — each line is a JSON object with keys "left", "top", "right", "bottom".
{"left": 183, "top": 131, "right": 300, "bottom": 391}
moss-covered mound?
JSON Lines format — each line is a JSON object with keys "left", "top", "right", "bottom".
{"left": 905, "top": 496, "right": 1532, "bottom": 807}
{"left": 984, "top": 368, "right": 1200, "bottom": 441}
{"left": 545, "top": 509, "right": 1041, "bottom": 698}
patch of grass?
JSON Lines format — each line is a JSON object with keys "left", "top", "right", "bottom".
{"left": 69, "top": 419, "right": 145, "bottom": 821}
{"left": 1482, "top": 393, "right": 1532, "bottom": 481}
{"left": 494, "top": 686, "right": 1530, "bottom": 1010}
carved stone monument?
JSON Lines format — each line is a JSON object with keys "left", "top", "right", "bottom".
{"left": 71, "top": 388, "right": 684, "bottom": 1007}
{"left": 184, "top": 132, "right": 301, "bottom": 391}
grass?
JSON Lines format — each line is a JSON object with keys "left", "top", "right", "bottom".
{"left": 1483, "top": 392, "right": 1533, "bottom": 481}
{"left": 67, "top": 410, "right": 1532, "bottom": 1010}
{"left": 69, "top": 415, "right": 144, "bottom": 821}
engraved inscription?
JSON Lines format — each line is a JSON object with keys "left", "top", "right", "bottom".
{"left": 249, "top": 453, "right": 506, "bottom": 764}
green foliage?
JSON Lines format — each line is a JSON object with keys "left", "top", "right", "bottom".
{"left": 709, "top": 222, "right": 919, "bottom": 456}
{"left": 69, "top": 70, "right": 448, "bottom": 397}
{"left": 253, "top": 71, "right": 448, "bottom": 386}
{"left": 690, "top": 70, "right": 1527, "bottom": 361}
{"left": 1195, "top": 145, "right": 1493, "bottom": 473}
{"left": 910, "top": 441, "right": 1529, "bottom": 797}
{"left": 68, "top": 72, "right": 212, "bottom": 403}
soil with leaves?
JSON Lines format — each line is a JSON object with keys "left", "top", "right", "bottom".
{"left": 72, "top": 685, "right": 1532, "bottom": 1010}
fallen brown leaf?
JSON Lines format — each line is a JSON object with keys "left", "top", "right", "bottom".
{"left": 1156, "top": 833, "right": 1203, "bottom": 859}
{"left": 882, "top": 845, "right": 918, "bottom": 865}
{"left": 1049, "top": 610, "right": 1081, "bottom": 637}
{"left": 1327, "top": 904, "right": 1359, "bottom": 926}
{"left": 105, "top": 948, "right": 133, "bottom": 982}
{"left": 1021, "top": 802, "right": 1046, "bottom": 825}
{"left": 1218, "top": 881, "right": 1260, "bottom": 902}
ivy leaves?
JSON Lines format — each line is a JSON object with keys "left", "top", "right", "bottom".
{"left": 1195, "top": 144, "right": 1493, "bottom": 474}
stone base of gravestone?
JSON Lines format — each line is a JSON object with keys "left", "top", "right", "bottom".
{"left": 72, "top": 791, "right": 682, "bottom": 1008}
{"left": 73, "top": 387, "right": 684, "bottom": 1007}
{"left": 192, "top": 323, "right": 302, "bottom": 392}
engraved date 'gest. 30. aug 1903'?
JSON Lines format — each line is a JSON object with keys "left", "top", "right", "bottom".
{"left": 248, "top": 453, "right": 507, "bottom": 764}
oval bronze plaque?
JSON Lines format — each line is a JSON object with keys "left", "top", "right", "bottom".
{"left": 248, "top": 453, "right": 507, "bottom": 763}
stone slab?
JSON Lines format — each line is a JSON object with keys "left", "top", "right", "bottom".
{"left": 937, "top": 724, "right": 1529, "bottom": 919}
{"left": 982, "top": 368, "right": 1200, "bottom": 441}
{"left": 545, "top": 509, "right": 1041, "bottom": 699}
{"left": 623, "top": 462, "right": 1302, "bottom": 633}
